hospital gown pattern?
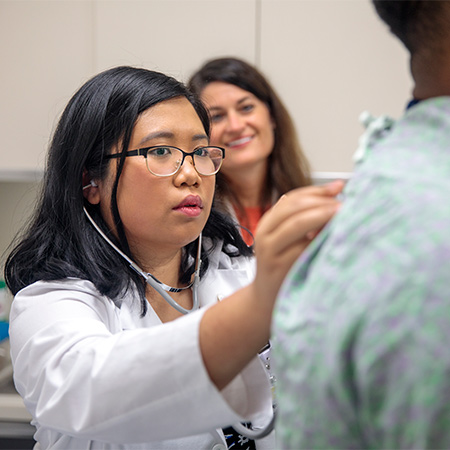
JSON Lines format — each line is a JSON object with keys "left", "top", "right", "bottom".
{"left": 273, "top": 96, "right": 450, "bottom": 449}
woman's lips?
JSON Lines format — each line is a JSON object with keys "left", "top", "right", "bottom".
{"left": 173, "top": 195, "right": 203, "bottom": 217}
{"left": 226, "top": 136, "right": 253, "bottom": 148}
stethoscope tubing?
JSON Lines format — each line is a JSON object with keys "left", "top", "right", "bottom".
{"left": 83, "top": 206, "right": 201, "bottom": 314}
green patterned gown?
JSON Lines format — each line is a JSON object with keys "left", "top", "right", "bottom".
{"left": 273, "top": 97, "right": 450, "bottom": 450}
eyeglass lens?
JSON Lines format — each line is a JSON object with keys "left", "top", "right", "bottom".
{"left": 146, "top": 146, "right": 223, "bottom": 176}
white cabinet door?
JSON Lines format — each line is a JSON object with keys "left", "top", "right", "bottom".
{"left": 259, "top": 0, "right": 412, "bottom": 173}
{"left": 94, "top": 0, "right": 257, "bottom": 84}
{"left": 0, "top": 1, "right": 95, "bottom": 174}
{"left": 0, "top": 0, "right": 257, "bottom": 176}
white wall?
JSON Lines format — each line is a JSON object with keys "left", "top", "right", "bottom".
{"left": 259, "top": 0, "right": 412, "bottom": 173}
{"left": 0, "top": 0, "right": 413, "bottom": 264}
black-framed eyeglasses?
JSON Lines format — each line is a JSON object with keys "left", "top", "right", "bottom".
{"left": 105, "top": 145, "right": 225, "bottom": 177}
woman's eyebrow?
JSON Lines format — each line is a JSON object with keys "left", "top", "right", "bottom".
{"left": 236, "top": 96, "right": 253, "bottom": 105}
{"left": 138, "top": 131, "right": 174, "bottom": 146}
{"left": 208, "top": 96, "right": 252, "bottom": 111}
{"left": 192, "top": 133, "right": 209, "bottom": 143}
{"left": 138, "top": 131, "right": 209, "bottom": 147}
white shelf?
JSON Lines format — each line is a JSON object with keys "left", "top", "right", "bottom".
{"left": 0, "top": 394, "right": 31, "bottom": 422}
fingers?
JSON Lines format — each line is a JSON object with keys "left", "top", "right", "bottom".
{"left": 254, "top": 181, "right": 343, "bottom": 273}
{"left": 256, "top": 200, "right": 340, "bottom": 260}
{"left": 271, "top": 180, "right": 344, "bottom": 212}
{"left": 253, "top": 199, "right": 341, "bottom": 302}
{"left": 251, "top": 180, "right": 346, "bottom": 310}
{"left": 257, "top": 181, "right": 344, "bottom": 237}
{"left": 285, "top": 179, "right": 345, "bottom": 200}
{"left": 321, "top": 179, "right": 346, "bottom": 196}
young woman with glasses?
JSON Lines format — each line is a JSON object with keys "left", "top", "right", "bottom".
{"left": 4, "top": 66, "right": 343, "bottom": 450}
{"left": 189, "top": 57, "right": 311, "bottom": 246}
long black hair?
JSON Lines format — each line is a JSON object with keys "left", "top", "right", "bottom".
{"left": 4, "top": 66, "right": 251, "bottom": 315}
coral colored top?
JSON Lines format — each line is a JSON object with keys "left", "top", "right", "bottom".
{"left": 233, "top": 205, "right": 270, "bottom": 246}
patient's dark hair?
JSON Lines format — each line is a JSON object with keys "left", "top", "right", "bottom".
{"left": 372, "top": 0, "right": 450, "bottom": 54}
{"left": 4, "top": 66, "right": 251, "bottom": 315}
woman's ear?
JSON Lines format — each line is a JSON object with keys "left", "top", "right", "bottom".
{"left": 82, "top": 171, "right": 100, "bottom": 205}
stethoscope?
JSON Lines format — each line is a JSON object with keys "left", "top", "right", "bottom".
{"left": 83, "top": 181, "right": 275, "bottom": 440}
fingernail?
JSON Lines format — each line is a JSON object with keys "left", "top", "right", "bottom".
{"left": 273, "top": 194, "right": 287, "bottom": 210}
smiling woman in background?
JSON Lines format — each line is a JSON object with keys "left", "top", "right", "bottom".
{"left": 189, "top": 57, "right": 311, "bottom": 245}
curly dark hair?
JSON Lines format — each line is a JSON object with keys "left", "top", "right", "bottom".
{"left": 372, "top": 0, "right": 450, "bottom": 54}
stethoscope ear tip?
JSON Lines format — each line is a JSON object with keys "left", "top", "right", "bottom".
{"left": 83, "top": 180, "right": 98, "bottom": 190}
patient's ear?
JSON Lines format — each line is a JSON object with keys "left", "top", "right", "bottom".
{"left": 82, "top": 172, "right": 100, "bottom": 205}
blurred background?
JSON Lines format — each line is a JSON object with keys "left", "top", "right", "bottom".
{"left": 0, "top": 0, "right": 412, "bottom": 264}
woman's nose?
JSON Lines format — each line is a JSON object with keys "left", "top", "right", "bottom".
{"left": 174, "top": 156, "right": 201, "bottom": 186}
{"left": 225, "top": 111, "right": 245, "bottom": 133}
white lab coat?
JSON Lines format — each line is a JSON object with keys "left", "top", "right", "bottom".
{"left": 9, "top": 241, "right": 275, "bottom": 450}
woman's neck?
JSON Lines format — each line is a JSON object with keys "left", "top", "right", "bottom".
{"left": 222, "top": 162, "right": 268, "bottom": 208}
{"left": 138, "top": 247, "right": 194, "bottom": 322}
{"left": 131, "top": 243, "right": 183, "bottom": 287}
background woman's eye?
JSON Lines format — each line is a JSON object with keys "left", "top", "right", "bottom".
{"left": 241, "top": 104, "right": 254, "bottom": 113}
{"left": 210, "top": 113, "right": 224, "bottom": 123}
